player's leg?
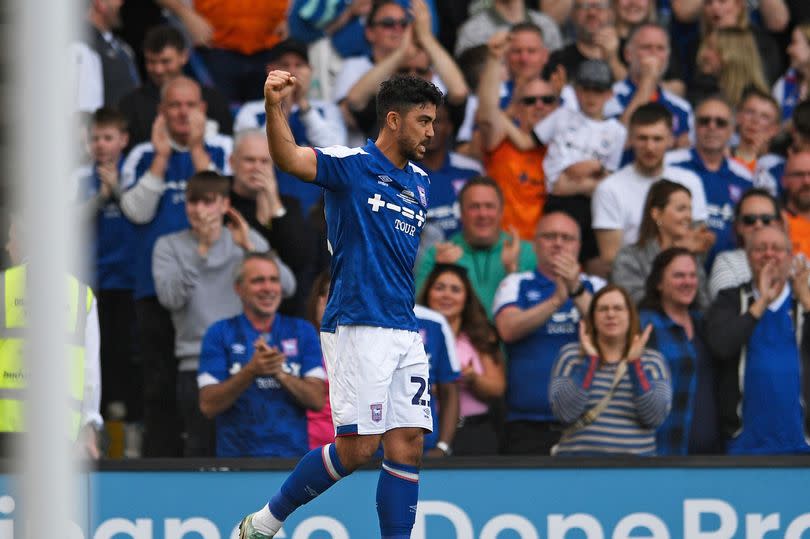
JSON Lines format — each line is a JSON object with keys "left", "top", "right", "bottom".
{"left": 376, "top": 330, "right": 432, "bottom": 539}
{"left": 240, "top": 326, "right": 396, "bottom": 538}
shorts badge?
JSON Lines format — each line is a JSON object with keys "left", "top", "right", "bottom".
{"left": 371, "top": 403, "right": 383, "bottom": 423}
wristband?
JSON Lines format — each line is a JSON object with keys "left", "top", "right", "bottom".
{"left": 436, "top": 441, "right": 452, "bottom": 456}
{"left": 569, "top": 282, "right": 586, "bottom": 298}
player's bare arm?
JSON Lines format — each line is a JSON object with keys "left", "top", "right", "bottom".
{"left": 264, "top": 70, "right": 318, "bottom": 182}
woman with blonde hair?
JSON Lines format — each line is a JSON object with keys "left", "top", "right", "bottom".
{"left": 692, "top": 27, "right": 769, "bottom": 106}
{"left": 773, "top": 23, "right": 810, "bottom": 124}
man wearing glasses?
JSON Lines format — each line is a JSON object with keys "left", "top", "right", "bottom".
{"left": 665, "top": 96, "right": 753, "bottom": 269}
{"left": 783, "top": 151, "right": 810, "bottom": 259}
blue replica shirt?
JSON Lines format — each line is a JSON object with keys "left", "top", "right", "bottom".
{"left": 493, "top": 270, "right": 603, "bottom": 421}
{"left": 754, "top": 154, "right": 785, "bottom": 199}
{"left": 417, "top": 152, "right": 482, "bottom": 240}
{"left": 121, "top": 137, "right": 232, "bottom": 299}
{"left": 414, "top": 305, "right": 461, "bottom": 450}
{"left": 73, "top": 160, "right": 136, "bottom": 291}
{"left": 198, "top": 313, "right": 326, "bottom": 458}
{"left": 314, "top": 140, "right": 430, "bottom": 332}
{"left": 665, "top": 148, "right": 753, "bottom": 268}
{"left": 774, "top": 69, "right": 801, "bottom": 124}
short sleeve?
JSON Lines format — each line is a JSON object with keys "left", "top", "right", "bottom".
{"left": 198, "top": 322, "right": 229, "bottom": 384}
{"left": 492, "top": 273, "right": 523, "bottom": 316}
{"left": 314, "top": 146, "right": 365, "bottom": 191}
{"left": 591, "top": 180, "right": 623, "bottom": 230}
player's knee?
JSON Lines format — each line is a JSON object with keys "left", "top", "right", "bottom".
{"left": 335, "top": 435, "right": 380, "bottom": 471}
{"left": 383, "top": 428, "right": 424, "bottom": 467}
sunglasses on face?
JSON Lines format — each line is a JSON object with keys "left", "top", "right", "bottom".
{"left": 371, "top": 17, "right": 409, "bottom": 29}
{"left": 519, "top": 95, "right": 557, "bottom": 106}
{"left": 696, "top": 115, "right": 730, "bottom": 128}
{"left": 739, "top": 213, "right": 778, "bottom": 226}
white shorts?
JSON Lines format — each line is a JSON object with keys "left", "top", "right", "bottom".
{"left": 321, "top": 325, "right": 433, "bottom": 436}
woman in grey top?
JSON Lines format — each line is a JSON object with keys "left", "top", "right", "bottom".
{"left": 611, "top": 180, "right": 713, "bottom": 308}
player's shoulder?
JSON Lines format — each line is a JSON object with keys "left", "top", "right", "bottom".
{"left": 316, "top": 145, "right": 369, "bottom": 159}
{"left": 407, "top": 162, "right": 429, "bottom": 177}
{"left": 448, "top": 152, "right": 484, "bottom": 174}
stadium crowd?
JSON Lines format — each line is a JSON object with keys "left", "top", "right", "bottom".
{"left": 64, "top": 0, "right": 810, "bottom": 458}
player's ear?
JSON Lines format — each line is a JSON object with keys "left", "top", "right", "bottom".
{"left": 385, "top": 110, "right": 400, "bottom": 131}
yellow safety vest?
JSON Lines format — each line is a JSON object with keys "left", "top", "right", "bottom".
{"left": 0, "top": 265, "right": 93, "bottom": 440}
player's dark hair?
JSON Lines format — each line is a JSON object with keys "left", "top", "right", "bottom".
{"left": 92, "top": 106, "right": 128, "bottom": 131}
{"left": 629, "top": 102, "right": 673, "bottom": 130}
{"left": 417, "top": 263, "right": 501, "bottom": 357}
{"left": 457, "top": 175, "right": 504, "bottom": 207}
{"left": 185, "top": 170, "right": 230, "bottom": 201}
{"left": 143, "top": 24, "right": 187, "bottom": 54}
{"left": 376, "top": 74, "right": 443, "bottom": 127}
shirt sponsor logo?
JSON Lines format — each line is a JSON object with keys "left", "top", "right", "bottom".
{"left": 367, "top": 193, "right": 426, "bottom": 228}
{"left": 281, "top": 338, "right": 298, "bottom": 356}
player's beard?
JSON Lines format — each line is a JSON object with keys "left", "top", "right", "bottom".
{"left": 400, "top": 136, "right": 429, "bottom": 162}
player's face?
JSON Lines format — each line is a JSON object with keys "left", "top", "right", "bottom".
{"left": 90, "top": 125, "right": 128, "bottom": 165}
{"left": 145, "top": 47, "right": 188, "bottom": 87}
{"left": 695, "top": 100, "right": 733, "bottom": 154}
{"left": 427, "top": 271, "right": 466, "bottom": 322}
{"left": 593, "top": 290, "right": 630, "bottom": 341}
{"left": 460, "top": 185, "right": 503, "bottom": 247}
{"left": 161, "top": 84, "right": 205, "bottom": 139}
{"left": 630, "top": 120, "right": 672, "bottom": 174}
{"left": 232, "top": 135, "right": 273, "bottom": 194}
{"left": 237, "top": 258, "right": 283, "bottom": 318}
{"left": 398, "top": 103, "right": 436, "bottom": 161}
{"left": 658, "top": 254, "right": 699, "bottom": 309}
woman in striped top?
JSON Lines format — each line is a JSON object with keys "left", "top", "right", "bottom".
{"left": 549, "top": 285, "right": 672, "bottom": 456}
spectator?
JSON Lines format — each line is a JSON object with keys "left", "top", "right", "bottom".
{"left": 413, "top": 304, "right": 461, "bottom": 458}
{"left": 304, "top": 270, "right": 334, "bottom": 449}
{"left": 414, "top": 177, "right": 537, "bottom": 318}
{"left": 544, "top": 0, "right": 613, "bottom": 87}
{"left": 478, "top": 32, "right": 555, "bottom": 241}
{"left": 706, "top": 226, "right": 810, "bottom": 454}
{"left": 228, "top": 130, "right": 318, "bottom": 317}
{"left": 592, "top": 103, "right": 709, "bottom": 273}
{"left": 343, "top": 0, "right": 468, "bottom": 141}
{"left": 709, "top": 188, "right": 784, "bottom": 298}
{"left": 419, "top": 264, "right": 506, "bottom": 455}
{"left": 156, "top": 0, "right": 289, "bottom": 103}
{"left": 549, "top": 285, "right": 671, "bottom": 456}
{"left": 783, "top": 150, "right": 810, "bottom": 259}
{"left": 455, "top": 0, "right": 562, "bottom": 57}
{"left": 494, "top": 212, "right": 604, "bottom": 455}
{"left": 688, "top": 0, "right": 784, "bottom": 87}
{"left": 535, "top": 59, "right": 627, "bottom": 268}
{"left": 604, "top": 23, "right": 694, "bottom": 149}
{"left": 612, "top": 0, "right": 687, "bottom": 96}
{"left": 732, "top": 87, "right": 782, "bottom": 181}
{"left": 152, "top": 171, "right": 296, "bottom": 456}
{"left": 117, "top": 25, "right": 233, "bottom": 150}
{"left": 72, "top": 0, "right": 140, "bottom": 112}
{"left": 665, "top": 96, "right": 753, "bottom": 268}
{"left": 773, "top": 23, "right": 810, "bottom": 125}
{"left": 690, "top": 28, "right": 769, "bottom": 107}
{"left": 639, "top": 247, "right": 722, "bottom": 455}
{"left": 612, "top": 180, "right": 713, "bottom": 307}
{"left": 198, "top": 253, "right": 327, "bottom": 457}
{"left": 120, "top": 76, "right": 233, "bottom": 457}
{"left": 417, "top": 102, "right": 483, "bottom": 242}
{"left": 72, "top": 108, "right": 140, "bottom": 431}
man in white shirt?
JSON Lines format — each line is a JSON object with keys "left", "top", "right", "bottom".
{"left": 592, "top": 102, "right": 708, "bottom": 273}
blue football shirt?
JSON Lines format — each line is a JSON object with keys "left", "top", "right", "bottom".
{"left": 314, "top": 140, "right": 431, "bottom": 332}
{"left": 198, "top": 313, "right": 325, "bottom": 458}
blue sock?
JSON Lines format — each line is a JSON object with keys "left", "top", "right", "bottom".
{"left": 268, "top": 443, "right": 348, "bottom": 521}
{"left": 376, "top": 460, "right": 419, "bottom": 539}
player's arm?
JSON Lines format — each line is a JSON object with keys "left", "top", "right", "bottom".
{"left": 264, "top": 70, "right": 318, "bottom": 182}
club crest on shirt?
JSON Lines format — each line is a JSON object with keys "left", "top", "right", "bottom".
{"left": 371, "top": 403, "right": 383, "bottom": 423}
{"left": 281, "top": 338, "right": 298, "bottom": 356}
{"left": 417, "top": 186, "right": 427, "bottom": 207}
